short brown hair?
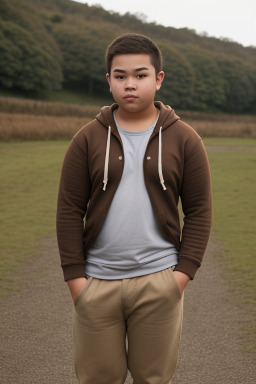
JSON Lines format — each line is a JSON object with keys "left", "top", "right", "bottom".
{"left": 106, "top": 33, "right": 163, "bottom": 75}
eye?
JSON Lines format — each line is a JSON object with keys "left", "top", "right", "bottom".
{"left": 137, "top": 74, "right": 146, "bottom": 79}
{"left": 115, "top": 75, "right": 124, "bottom": 80}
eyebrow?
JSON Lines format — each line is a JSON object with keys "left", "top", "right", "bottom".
{"left": 113, "top": 67, "right": 149, "bottom": 73}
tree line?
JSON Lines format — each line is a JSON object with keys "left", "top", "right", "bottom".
{"left": 0, "top": 0, "right": 256, "bottom": 113}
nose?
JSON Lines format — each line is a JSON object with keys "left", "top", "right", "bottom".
{"left": 124, "top": 77, "right": 136, "bottom": 91}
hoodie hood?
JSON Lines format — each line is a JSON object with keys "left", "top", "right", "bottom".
{"left": 95, "top": 101, "right": 180, "bottom": 191}
{"left": 96, "top": 101, "right": 180, "bottom": 133}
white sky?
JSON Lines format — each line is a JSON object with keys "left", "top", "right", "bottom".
{"left": 74, "top": 0, "right": 256, "bottom": 47}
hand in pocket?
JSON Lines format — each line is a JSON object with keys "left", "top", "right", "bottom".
{"left": 172, "top": 271, "right": 190, "bottom": 295}
{"left": 67, "top": 277, "right": 87, "bottom": 302}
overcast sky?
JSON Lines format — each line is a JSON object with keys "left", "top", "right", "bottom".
{"left": 74, "top": 0, "right": 255, "bottom": 47}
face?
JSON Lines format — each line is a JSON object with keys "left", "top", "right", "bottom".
{"left": 106, "top": 54, "right": 164, "bottom": 116}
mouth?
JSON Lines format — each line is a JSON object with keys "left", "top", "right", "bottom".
{"left": 124, "top": 94, "right": 137, "bottom": 101}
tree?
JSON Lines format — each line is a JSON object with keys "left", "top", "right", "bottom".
{"left": 53, "top": 24, "right": 114, "bottom": 95}
{"left": 0, "top": 0, "right": 255, "bottom": 112}
{"left": 0, "top": 21, "right": 62, "bottom": 92}
{"left": 181, "top": 48, "right": 226, "bottom": 111}
{"left": 246, "top": 68, "right": 256, "bottom": 112}
{"left": 217, "top": 57, "right": 255, "bottom": 112}
{"left": 158, "top": 44, "right": 194, "bottom": 109}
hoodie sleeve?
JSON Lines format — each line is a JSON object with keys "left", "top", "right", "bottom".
{"left": 177, "top": 138, "right": 212, "bottom": 279}
{"left": 56, "top": 137, "right": 91, "bottom": 281}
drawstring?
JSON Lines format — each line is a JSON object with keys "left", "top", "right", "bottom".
{"left": 103, "top": 126, "right": 111, "bottom": 191}
{"left": 158, "top": 126, "right": 167, "bottom": 191}
{"left": 103, "top": 125, "right": 167, "bottom": 191}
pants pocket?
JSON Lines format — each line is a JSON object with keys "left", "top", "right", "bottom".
{"left": 167, "top": 268, "right": 182, "bottom": 300}
{"left": 74, "top": 276, "right": 94, "bottom": 306}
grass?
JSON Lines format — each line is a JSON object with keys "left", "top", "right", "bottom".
{"left": 0, "top": 96, "right": 103, "bottom": 116}
{"left": 0, "top": 141, "right": 68, "bottom": 293}
{"left": 204, "top": 137, "right": 256, "bottom": 147}
{"left": 1, "top": 96, "right": 256, "bottom": 140}
{"left": 1, "top": 139, "right": 255, "bottom": 288}
{"left": 204, "top": 137, "right": 256, "bottom": 355}
{"left": 0, "top": 88, "right": 113, "bottom": 106}
{"left": 204, "top": 138, "right": 256, "bottom": 298}
{"left": 0, "top": 131, "right": 255, "bottom": 353}
{"left": 0, "top": 113, "right": 90, "bottom": 140}
{"left": 45, "top": 89, "right": 113, "bottom": 106}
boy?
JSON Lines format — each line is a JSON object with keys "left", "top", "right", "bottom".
{"left": 56, "top": 33, "right": 212, "bottom": 384}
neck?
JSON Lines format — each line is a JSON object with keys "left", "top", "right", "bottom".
{"left": 115, "top": 104, "right": 159, "bottom": 132}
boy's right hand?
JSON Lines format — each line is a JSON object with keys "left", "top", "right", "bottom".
{"left": 67, "top": 277, "right": 87, "bottom": 302}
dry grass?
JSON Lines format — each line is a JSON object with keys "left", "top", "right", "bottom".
{"left": 0, "top": 113, "right": 91, "bottom": 140}
{"left": 177, "top": 110, "right": 256, "bottom": 122}
{"left": 0, "top": 96, "right": 256, "bottom": 140}
{"left": 186, "top": 119, "right": 256, "bottom": 138}
{"left": 0, "top": 96, "right": 101, "bottom": 117}
{"left": 177, "top": 110, "right": 256, "bottom": 138}
{"left": 0, "top": 96, "right": 101, "bottom": 140}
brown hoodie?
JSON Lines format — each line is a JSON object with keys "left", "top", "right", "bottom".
{"left": 56, "top": 101, "right": 212, "bottom": 281}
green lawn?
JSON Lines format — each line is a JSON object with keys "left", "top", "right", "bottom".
{"left": 204, "top": 138, "right": 256, "bottom": 295}
{"left": 0, "top": 138, "right": 255, "bottom": 353}
{"left": 204, "top": 138, "right": 256, "bottom": 355}
{"left": 0, "top": 141, "right": 68, "bottom": 292}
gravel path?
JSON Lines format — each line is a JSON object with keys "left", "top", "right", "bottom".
{"left": 1, "top": 234, "right": 255, "bottom": 383}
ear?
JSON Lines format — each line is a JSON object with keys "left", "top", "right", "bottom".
{"left": 156, "top": 71, "right": 164, "bottom": 91}
{"left": 106, "top": 73, "right": 111, "bottom": 92}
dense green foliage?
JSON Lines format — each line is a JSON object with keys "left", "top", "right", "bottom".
{"left": 0, "top": 0, "right": 256, "bottom": 112}
{"left": 0, "top": 0, "right": 63, "bottom": 92}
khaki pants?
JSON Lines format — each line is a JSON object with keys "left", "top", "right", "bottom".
{"left": 73, "top": 267, "right": 183, "bottom": 384}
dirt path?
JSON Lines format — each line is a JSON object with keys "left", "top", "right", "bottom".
{"left": 1, "top": 234, "right": 255, "bottom": 383}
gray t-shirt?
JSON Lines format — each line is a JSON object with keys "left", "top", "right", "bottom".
{"left": 85, "top": 115, "right": 178, "bottom": 279}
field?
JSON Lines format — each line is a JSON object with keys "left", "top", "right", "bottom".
{"left": 0, "top": 96, "right": 256, "bottom": 354}
{"left": 1, "top": 96, "right": 256, "bottom": 140}
{"left": 0, "top": 141, "right": 68, "bottom": 292}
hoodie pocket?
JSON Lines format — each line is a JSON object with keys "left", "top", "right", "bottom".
{"left": 158, "top": 213, "right": 180, "bottom": 250}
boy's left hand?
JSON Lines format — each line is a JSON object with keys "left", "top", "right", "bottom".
{"left": 173, "top": 271, "right": 190, "bottom": 295}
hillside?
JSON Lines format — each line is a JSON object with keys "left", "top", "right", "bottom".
{"left": 0, "top": 0, "right": 256, "bottom": 112}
